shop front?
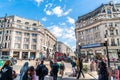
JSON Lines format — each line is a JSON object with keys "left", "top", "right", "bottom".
{"left": 13, "top": 52, "right": 19, "bottom": 59}
{"left": 30, "top": 52, "right": 36, "bottom": 59}
{"left": 22, "top": 52, "right": 28, "bottom": 59}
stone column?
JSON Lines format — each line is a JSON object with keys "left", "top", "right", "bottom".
{"left": 19, "top": 51, "right": 22, "bottom": 59}
{"left": 28, "top": 51, "right": 30, "bottom": 59}
{"left": 36, "top": 52, "right": 39, "bottom": 59}
{"left": 10, "top": 50, "right": 13, "bottom": 57}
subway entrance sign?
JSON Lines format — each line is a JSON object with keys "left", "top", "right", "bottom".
{"left": 80, "top": 43, "right": 104, "bottom": 49}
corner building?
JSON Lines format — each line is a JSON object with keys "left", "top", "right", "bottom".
{"left": 75, "top": 1, "right": 120, "bottom": 61}
{"left": 0, "top": 15, "right": 56, "bottom": 59}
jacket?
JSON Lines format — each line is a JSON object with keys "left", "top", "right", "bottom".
{"left": 0, "top": 65, "right": 12, "bottom": 80}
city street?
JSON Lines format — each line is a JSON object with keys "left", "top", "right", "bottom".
{"left": 13, "top": 60, "right": 98, "bottom": 80}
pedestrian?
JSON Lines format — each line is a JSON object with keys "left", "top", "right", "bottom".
{"left": 12, "top": 70, "right": 17, "bottom": 80}
{"left": 20, "top": 62, "right": 29, "bottom": 80}
{"left": 59, "top": 61, "right": 65, "bottom": 78}
{"left": 23, "top": 66, "right": 37, "bottom": 80}
{"left": 49, "top": 60, "right": 53, "bottom": 76}
{"left": 76, "top": 58, "right": 79, "bottom": 72}
{"left": 52, "top": 60, "right": 59, "bottom": 80}
{"left": 71, "top": 60, "right": 76, "bottom": 77}
{"left": 98, "top": 60, "right": 109, "bottom": 80}
{"left": 76, "top": 59, "right": 85, "bottom": 79}
{"left": 0, "top": 60, "right": 13, "bottom": 80}
{"left": 90, "top": 60, "right": 94, "bottom": 72}
{"left": 36, "top": 60, "right": 48, "bottom": 80}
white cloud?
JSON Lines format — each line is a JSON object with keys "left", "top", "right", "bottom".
{"left": 46, "top": 10, "right": 52, "bottom": 15}
{"left": 44, "top": 6, "right": 72, "bottom": 17}
{"left": 64, "top": 9, "right": 72, "bottom": 15}
{"left": 59, "top": 0, "right": 62, "bottom": 2}
{"left": 52, "top": 6, "right": 63, "bottom": 17}
{"left": 34, "top": 0, "right": 43, "bottom": 6}
{"left": 47, "top": 25, "right": 64, "bottom": 37}
{"left": 42, "top": 17, "right": 47, "bottom": 21}
{"left": 63, "top": 26, "right": 75, "bottom": 40}
{"left": 67, "top": 17, "right": 75, "bottom": 24}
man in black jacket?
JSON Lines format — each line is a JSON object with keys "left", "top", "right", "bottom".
{"left": 0, "top": 60, "right": 13, "bottom": 80}
{"left": 52, "top": 60, "right": 59, "bottom": 80}
{"left": 76, "top": 58, "right": 85, "bottom": 79}
{"left": 36, "top": 60, "right": 46, "bottom": 80}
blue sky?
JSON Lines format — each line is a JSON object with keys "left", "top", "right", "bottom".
{"left": 0, "top": 0, "right": 120, "bottom": 51}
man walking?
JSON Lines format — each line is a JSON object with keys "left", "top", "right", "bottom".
{"left": 36, "top": 60, "right": 48, "bottom": 80}
{"left": 77, "top": 58, "right": 85, "bottom": 79}
{"left": 52, "top": 60, "right": 59, "bottom": 80}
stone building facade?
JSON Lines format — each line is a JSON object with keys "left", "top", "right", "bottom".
{"left": 75, "top": 1, "right": 120, "bottom": 61}
{"left": 57, "top": 41, "right": 73, "bottom": 56}
{"left": 0, "top": 15, "right": 56, "bottom": 59}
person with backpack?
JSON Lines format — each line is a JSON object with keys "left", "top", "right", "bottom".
{"left": 52, "top": 60, "right": 59, "bottom": 80}
{"left": 36, "top": 60, "right": 48, "bottom": 80}
{"left": 71, "top": 60, "right": 76, "bottom": 77}
{"left": 0, "top": 60, "right": 13, "bottom": 80}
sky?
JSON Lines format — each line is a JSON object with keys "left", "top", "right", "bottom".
{"left": 0, "top": 0, "right": 120, "bottom": 51}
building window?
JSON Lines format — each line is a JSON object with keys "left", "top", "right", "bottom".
{"left": 25, "top": 27, "right": 29, "bottom": 30}
{"left": 116, "top": 30, "right": 119, "bottom": 35}
{"left": 16, "top": 31, "right": 22, "bottom": 35}
{"left": 25, "top": 22, "right": 29, "bottom": 25}
{"left": 14, "top": 43, "right": 20, "bottom": 49}
{"left": 24, "top": 33, "right": 30, "bottom": 36}
{"left": 17, "top": 20, "right": 21, "bottom": 23}
{"left": 32, "top": 39, "right": 37, "bottom": 43}
{"left": 110, "top": 30, "right": 114, "bottom": 35}
{"left": 105, "top": 30, "right": 108, "bottom": 35}
{"left": 117, "top": 39, "right": 120, "bottom": 46}
{"left": 32, "top": 33, "right": 37, "bottom": 37}
{"left": 31, "top": 45, "right": 36, "bottom": 50}
{"left": 5, "top": 43, "right": 7, "bottom": 48}
{"left": 32, "top": 28, "right": 37, "bottom": 31}
{"left": 15, "top": 37, "right": 21, "bottom": 42}
{"left": 6, "top": 36, "right": 8, "bottom": 40}
{"left": 111, "top": 39, "right": 116, "bottom": 46}
{"left": 23, "top": 44, "right": 29, "bottom": 49}
{"left": 0, "top": 31, "right": 2, "bottom": 34}
{"left": 107, "top": 9, "right": 111, "bottom": 14}
{"left": 32, "top": 23, "right": 37, "bottom": 26}
{"left": 24, "top": 38, "right": 29, "bottom": 42}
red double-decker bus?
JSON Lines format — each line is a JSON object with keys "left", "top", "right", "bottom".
{"left": 54, "top": 52, "right": 65, "bottom": 61}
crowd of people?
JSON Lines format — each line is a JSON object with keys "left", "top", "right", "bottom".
{"left": 0, "top": 57, "right": 110, "bottom": 80}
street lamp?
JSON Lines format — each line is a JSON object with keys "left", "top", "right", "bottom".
{"left": 78, "top": 42, "right": 81, "bottom": 59}
{"left": 104, "top": 34, "right": 110, "bottom": 68}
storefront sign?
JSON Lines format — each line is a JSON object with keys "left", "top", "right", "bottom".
{"left": 81, "top": 43, "right": 104, "bottom": 49}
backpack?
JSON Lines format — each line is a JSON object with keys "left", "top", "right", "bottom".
{"left": 36, "top": 65, "right": 40, "bottom": 76}
{"left": 42, "top": 65, "right": 48, "bottom": 76}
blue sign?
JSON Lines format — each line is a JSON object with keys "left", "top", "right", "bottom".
{"left": 81, "top": 43, "right": 104, "bottom": 49}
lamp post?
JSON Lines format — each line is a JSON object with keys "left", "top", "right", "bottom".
{"left": 104, "top": 34, "right": 110, "bottom": 68}
{"left": 78, "top": 42, "right": 81, "bottom": 59}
